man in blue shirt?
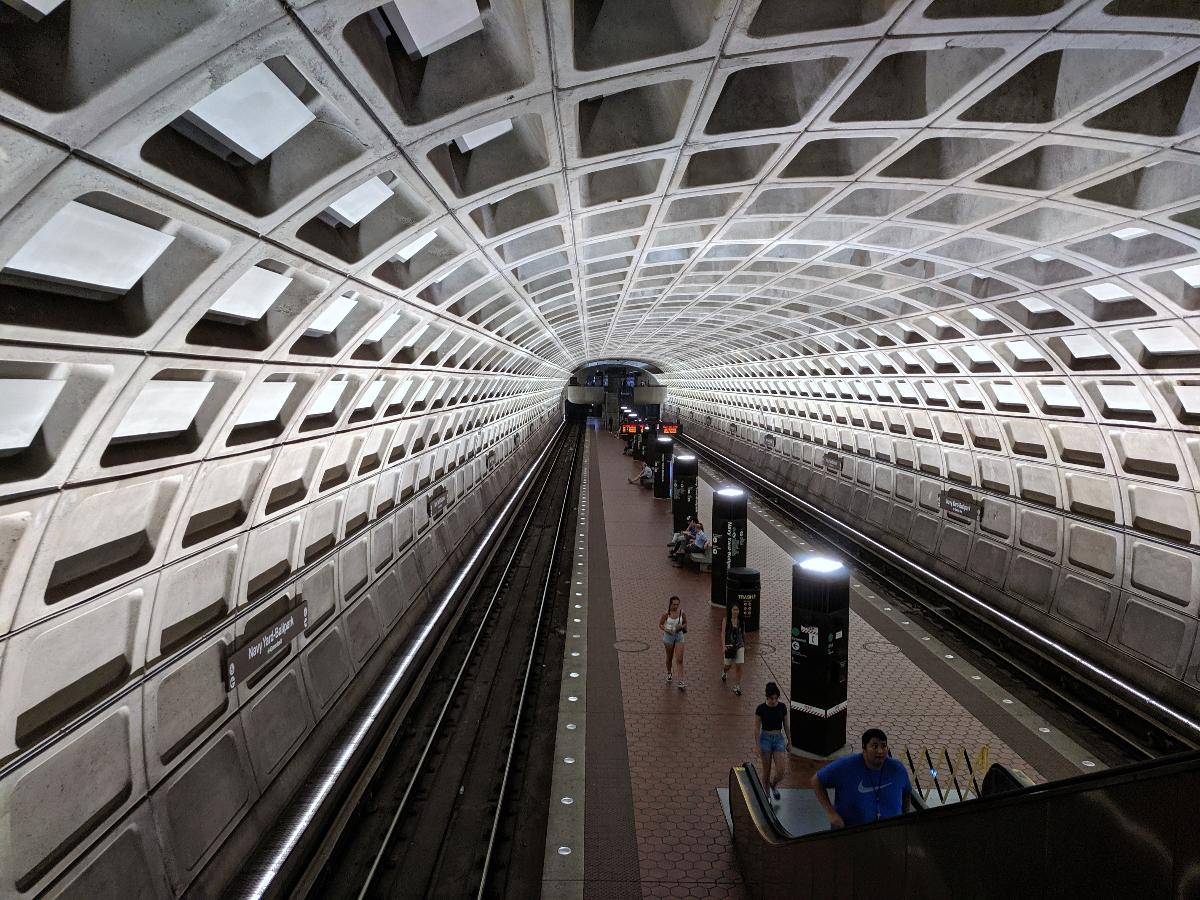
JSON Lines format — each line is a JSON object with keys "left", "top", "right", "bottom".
{"left": 811, "top": 728, "right": 912, "bottom": 828}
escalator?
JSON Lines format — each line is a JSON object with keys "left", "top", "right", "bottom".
{"left": 728, "top": 751, "right": 1200, "bottom": 899}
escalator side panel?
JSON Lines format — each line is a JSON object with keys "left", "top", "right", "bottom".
{"left": 730, "top": 756, "right": 1200, "bottom": 900}
{"left": 903, "top": 799, "right": 1047, "bottom": 900}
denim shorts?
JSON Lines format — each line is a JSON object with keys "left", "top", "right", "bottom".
{"left": 759, "top": 731, "right": 787, "bottom": 754}
{"left": 663, "top": 631, "right": 685, "bottom": 645}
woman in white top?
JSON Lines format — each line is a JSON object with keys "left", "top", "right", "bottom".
{"left": 659, "top": 595, "right": 688, "bottom": 689}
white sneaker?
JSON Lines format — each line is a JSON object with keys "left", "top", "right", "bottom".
{"left": 665, "top": 673, "right": 672, "bottom": 683}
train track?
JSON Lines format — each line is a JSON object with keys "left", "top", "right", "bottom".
{"left": 309, "top": 424, "right": 582, "bottom": 899}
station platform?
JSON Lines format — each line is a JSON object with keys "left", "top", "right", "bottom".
{"left": 543, "top": 420, "right": 1106, "bottom": 899}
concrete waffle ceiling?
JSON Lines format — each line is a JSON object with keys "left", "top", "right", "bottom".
{"left": 4, "top": 1, "right": 1200, "bottom": 896}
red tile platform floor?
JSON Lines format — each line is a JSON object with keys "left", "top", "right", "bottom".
{"left": 585, "top": 421, "right": 1039, "bottom": 899}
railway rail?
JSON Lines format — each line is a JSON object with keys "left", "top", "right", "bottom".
{"left": 307, "top": 423, "right": 582, "bottom": 899}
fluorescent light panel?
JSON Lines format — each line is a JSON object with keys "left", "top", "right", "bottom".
{"left": 4, "top": 201, "right": 175, "bottom": 295}
{"left": 304, "top": 294, "right": 358, "bottom": 337}
{"left": 454, "top": 118, "right": 513, "bottom": 152}
{"left": 1, "top": 0, "right": 67, "bottom": 21}
{"left": 208, "top": 266, "right": 294, "bottom": 322}
{"left": 181, "top": 63, "right": 315, "bottom": 165}
{"left": 394, "top": 229, "right": 438, "bottom": 263}
{"left": 307, "top": 380, "right": 347, "bottom": 418}
{"left": 111, "top": 381, "right": 214, "bottom": 442}
{"left": 323, "top": 177, "right": 394, "bottom": 228}
{"left": 0, "top": 379, "right": 65, "bottom": 453}
{"left": 382, "top": 0, "right": 483, "bottom": 59}
{"left": 1083, "top": 283, "right": 1133, "bottom": 301}
{"left": 236, "top": 382, "right": 296, "bottom": 427}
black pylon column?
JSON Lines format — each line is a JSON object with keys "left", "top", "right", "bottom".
{"left": 789, "top": 557, "right": 850, "bottom": 758}
{"left": 653, "top": 436, "right": 673, "bottom": 499}
{"left": 643, "top": 419, "right": 659, "bottom": 460}
{"left": 727, "top": 567, "right": 760, "bottom": 633}
{"left": 671, "top": 453, "right": 698, "bottom": 532}
{"left": 710, "top": 487, "right": 747, "bottom": 608}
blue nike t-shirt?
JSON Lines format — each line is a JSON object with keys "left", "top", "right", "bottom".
{"left": 816, "top": 754, "right": 911, "bottom": 827}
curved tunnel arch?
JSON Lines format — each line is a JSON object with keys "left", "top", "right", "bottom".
{"left": 1, "top": 0, "right": 1199, "bottom": 895}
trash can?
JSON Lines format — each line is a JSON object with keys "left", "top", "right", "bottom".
{"left": 726, "top": 567, "right": 760, "bottom": 633}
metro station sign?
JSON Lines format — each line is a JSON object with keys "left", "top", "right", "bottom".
{"left": 427, "top": 484, "right": 448, "bottom": 519}
{"left": 939, "top": 490, "right": 982, "bottom": 520}
{"left": 225, "top": 601, "right": 309, "bottom": 691}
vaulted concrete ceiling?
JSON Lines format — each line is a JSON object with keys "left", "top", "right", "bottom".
{"left": 2, "top": 1, "right": 1200, "bottom": 896}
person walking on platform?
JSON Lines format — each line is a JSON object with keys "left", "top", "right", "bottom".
{"left": 659, "top": 595, "right": 688, "bottom": 689}
{"left": 755, "top": 682, "right": 790, "bottom": 804}
{"left": 811, "top": 728, "right": 912, "bottom": 828}
{"left": 721, "top": 603, "right": 746, "bottom": 695}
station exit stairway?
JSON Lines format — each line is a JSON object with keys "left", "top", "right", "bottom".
{"left": 728, "top": 750, "right": 1200, "bottom": 899}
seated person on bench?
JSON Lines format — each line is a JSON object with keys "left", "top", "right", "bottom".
{"left": 674, "top": 524, "right": 708, "bottom": 561}
{"left": 668, "top": 516, "right": 699, "bottom": 557}
{"left": 628, "top": 462, "right": 653, "bottom": 487}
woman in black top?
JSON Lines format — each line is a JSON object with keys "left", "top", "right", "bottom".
{"left": 755, "top": 681, "right": 791, "bottom": 804}
{"left": 720, "top": 603, "right": 746, "bottom": 695}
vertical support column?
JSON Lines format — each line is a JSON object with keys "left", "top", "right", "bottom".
{"left": 789, "top": 557, "right": 850, "bottom": 758}
{"left": 653, "top": 437, "right": 672, "bottom": 499}
{"left": 710, "top": 487, "right": 747, "bottom": 608}
{"left": 671, "top": 453, "right": 698, "bottom": 532}
{"left": 643, "top": 419, "right": 659, "bottom": 463}
{"left": 726, "top": 567, "right": 760, "bottom": 633}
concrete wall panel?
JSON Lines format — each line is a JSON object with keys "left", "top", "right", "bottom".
{"left": 151, "top": 721, "right": 257, "bottom": 889}
{"left": 0, "top": 580, "right": 149, "bottom": 761}
{"left": 0, "top": 703, "right": 145, "bottom": 896}
{"left": 43, "top": 802, "right": 170, "bottom": 900}
{"left": 240, "top": 663, "right": 314, "bottom": 788}
{"left": 143, "top": 632, "right": 234, "bottom": 786}
{"left": 300, "top": 623, "right": 354, "bottom": 717}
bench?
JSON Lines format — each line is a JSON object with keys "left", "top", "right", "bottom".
{"left": 687, "top": 544, "right": 713, "bottom": 573}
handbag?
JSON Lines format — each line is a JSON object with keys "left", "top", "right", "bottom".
{"left": 677, "top": 612, "right": 687, "bottom": 634}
